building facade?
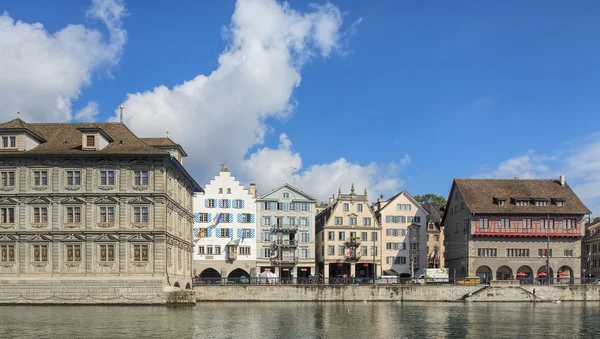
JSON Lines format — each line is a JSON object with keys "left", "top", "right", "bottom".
{"left": 423, "top": 202, "right": 445, "bottom": 268}
{"left": 371, "top": 191, "right": 429, "bottom": 276}
{"left": 192, "top": 167, "right": 258, "bottom": 282}
{"left": 443, "top": 177, "right": 590, "bottom": 283}
{"left": 582, "top": 217, "right": 600, "bottom": 279}
{"left": 0, "top": 118, "right": 201, "bottom": 292}
{"left": 315, "top": 185, "right": 382, "bottom": 280}
{"left": 256, "top": 184, "right": 317, "bottom": 280}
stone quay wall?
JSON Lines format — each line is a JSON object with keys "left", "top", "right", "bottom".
{"left": 0, "top": 278, "right": 169, "bottom": 305}
{"left": 194, "top": 284, "right": 600, "bottom": 302}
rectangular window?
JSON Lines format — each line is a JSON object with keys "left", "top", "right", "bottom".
{"left": 300, "top": 232, "right": 309, "bottom": 242}
{"left": 86, "top": 135, "right": 96, "bottom": 147}
{"left": 516, "top": 200, "right": 529, "bottom": 206}
{"left": 283, "top": 193, "right": 289, "bottom": 199}
{"left": 479, "top": 218, "right": 489, "bottom": 229}
{"left": 328, "top": 232, "right": 335, "bottom": 240}
{"left": 410, "top": 243, "right": 419, "bottom": 250}
{"left": 396, "top": 204, "right": 411, "bottom": 211}
{"left": 0, "top": 245, "right": 15, "bottom": 262}
{"left": 505, "top": 248, "right": 529, "bottom": 257}
{"left": 564, "top": 219, "right": 575, "bottom": 229}
{"left": 1, "top": 207, "right": 15, "bottom": 224}
{"left": 371, "top": 246, "right": 378, "bottom": 256}
{"left": 219, "top": 228, "right": 231, "bottom": 238}
{"left": 500, "top": 218, "right": 510, "bottom": 229}
{"left": 239, "top": 247, "right": 250, "bottom": 255}
{"left": 8, "top": 136, "right": 15, "bottom": 148}
{"left": 523, "top": 218, "right": 532, "bottom": 229}
{"left": 535, "top": 200, "right": 548, "bottom": 206}
{"left": 198, "top": 246, "right": 205, "bottom": 255}
{"left": 361, "top": 232, "right": 367, "bottom": 241}
{"left": 134, "top": 171, "right": 149, "bottom": 185}
{"left": 1, "top": 136, "right": 7, "bottom": 148}
{"left": 327, "top": 246, "right": 335, "bottom": 255}
{"left": 65, "top": 244, "right": 82, "bottom": 262}
{"left": 386, "top": 256, "right": 395, "bottom": 264}
{"left": 361, "top": 246, "right": 367, "bottom": 256}
{"left": 349, "top": 217, "right": 357, "bottom": 225}
{"left": 343, "top": 203, "right": 349, "bottom": 211}
{"left": 214, "top": 246, "right": 221, "bottom": 255}
{"left": 233, "top": 199, "right": 243, "bottom": 208}
{"left": 32, "top": 244, "right": 48, "bottom": 262}
{"left": 66, "top": 206, "right": 81, "bottom": 223}
{"left": 219, "top": 199, "right": 229, "bottom": 208}
{"left": 335, "top": 217, "right": 343, "bottom": 225}
{"left": 208, "top": 199, "right": 216, "bottom": 208}
{"left": 133, "top": 245, "right": 148, "bottom": 262}
{"left": 338, "top": 246, "right": 345, "bottom": 255}
{"left": 218, "top": 188, "right": 223, "bottom": 194}
{"left": 33, "top": 170, "right": 48, "bottom": 186}
{"left": 206, "top": 246, "right": 213, "bottom": 255}
{"left": 477, "top": 248, "right": 497, "bottom": 257}
{"left": 564, "top": 249, "right": 573, "bottom": 257}
{"left": 66, "top": 170, "right": 81, "bottom": 185}
{"left": 100, "top": 170, "right": 115, "bottom": 185}
{"left": 263, "top": 202, "right": 271, "bottom": 210}
{"left": 33, "top": 207, "right": 48, "bottom": 223}
{"left": 262, "top": 248, "right": 271, "bottom": 258}
{"left": 220, "top": 213, "right": 231, "bottom": 223}
{"left": 372, "top": 232, "right": 378, "bottom": 241}
{"left": 241, "top": 213, "right": 252, "bottom": 223}
{"left": 413, "top": 216, "right": 421, "bottom": 223}
{"left": 263, "top": 217, "right": 271, "bottom": 226}
{"left": 100, "top": 206, "right": 115, "bottom": 223}
{"left": 386, "top": 216, "right": 394, "bottom": 223}
{"left": 197, "top": 213, "right": 208, "bottom": 222}
{"left": 538, "top": 249, "right": 553, "bottom": 257}
{"left": 99, "top": 244, "right": 115, "bottom": 262}
{"left": 227, "top": 188, "right": 231, "bottom": 194}
{"left": 241, "top": 229, "right": 252, "bottom": 238}
{"left": 542, "top": 218, "right": 554, "bottom": 229}
{"left": 338, "top": 232, "right": 345, "bottom": 240}
{"left": 357, "top": 204, "right": 363, "bottom": 212}
{"left": 363, "top": 218, "right": 371, "bottom": 226}
{"left": 134, "top": 207, "right": 149, "bottom": 223}
{"left": 1, "top": 171, "right": 15, "bottom": 187}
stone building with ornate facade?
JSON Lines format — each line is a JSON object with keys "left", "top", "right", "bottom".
{"left": 192, "top": 167, "right": 258, "bottom": 282}
{"left": 255, "top": 184, "right": 317, "bottom": 280}
{"left": 0, "top": 118, "right": 201, "bottom": 304}
{"left": 315, "top": 185, "right": 382, "bottom": 280}
{"left": 423, "top": 202, "right": 445, "bottom": 268}
{"left": 443, "top": 177, "right": 590, "bottom": 283}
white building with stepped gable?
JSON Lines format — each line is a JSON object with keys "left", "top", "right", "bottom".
{"left": 192, "top": 165, "right": 258, "bottom": 282}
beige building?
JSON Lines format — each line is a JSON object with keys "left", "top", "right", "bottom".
{"left": 443, "top": 177, "right": 590, "bottom": 283}
{"left": 0, "top": 118, "right": 201, "bottom": 292}
{"left": 371, "top": 191, "right": 429, "bottom": 277}
{"left": 423, "top": 202, "right": 445, "bottom": 268}
{"left": 315, "top": 185, "right": 381, "bottom": 280}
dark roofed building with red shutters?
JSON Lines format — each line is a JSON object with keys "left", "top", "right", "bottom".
{"left": 442, "top": 176, "right": 590, "bottom": 284}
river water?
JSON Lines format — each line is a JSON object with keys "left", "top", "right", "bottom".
{"left": 1, "top": 302, "right": 599, "bottom": 338}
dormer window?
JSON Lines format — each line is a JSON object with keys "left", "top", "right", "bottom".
{"left": 534, "top": 200, "right": 548, "bottom": 206}
{"left": 552, "top": 198, "right": 565, "bottom": 207}
{"left": 86, "top": 135, "right": 95, "bottom": 147}
{"left": 494, "top": 197, "right": 506, "bottom": 206}
{"left": 1, "top": 136, "right": 16, "bottom": 148}
{"left": 514, "top": 199, "right": 529, "bottom": 206}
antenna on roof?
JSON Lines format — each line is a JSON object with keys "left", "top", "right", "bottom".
{"left": 16, "top": 111, "right": 20, "bottom": 119}
{"left": 166, "top": 131, "right": 169, "bottom": 138}
{"left": 119, "top": 105, "right": 124, "bottom": 124}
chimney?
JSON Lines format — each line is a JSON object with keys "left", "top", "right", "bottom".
{"left": 559, "top": 175, "right": 565, "bottom": 186}
{"left": 249, "top": 183, "right": 257, "bottom": 198}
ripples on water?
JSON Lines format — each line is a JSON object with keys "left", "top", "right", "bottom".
{"left": 1, "top": 302, "right": 599, "bottom": 338}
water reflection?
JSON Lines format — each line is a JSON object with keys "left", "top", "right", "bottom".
{"left": 1, "top": 302, "right": 599, "bottom": 338}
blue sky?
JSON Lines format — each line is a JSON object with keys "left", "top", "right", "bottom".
{"left": 1, "top": 0, "right": 599, "bottom": 213}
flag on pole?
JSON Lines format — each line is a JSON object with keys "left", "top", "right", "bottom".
{"left": 241, "top": 231, "right": 245, "bottom": 243}
{"left": 209, "top": 213, "right": 224, "bottom": 229}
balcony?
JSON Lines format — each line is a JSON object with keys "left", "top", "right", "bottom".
{"left": 271, "top": 223, "right": 299, "bottom": 232}
{"left": 271, "top": 256, "right": 298, "bottom": 264}
{"left": 271, "top": 239, "right": 297, "bottom": 247}
{"left": 345, "top": 237, "right": 361, "bottom": 247}
{"left": 473, "top": 225, "right": 582, "bottom": 238}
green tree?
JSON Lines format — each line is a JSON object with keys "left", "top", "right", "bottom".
{"left": 413, "top": 193, "right": 447, "bottom": 207}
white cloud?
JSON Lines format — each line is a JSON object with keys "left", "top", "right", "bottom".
{"left": 242, "top": 133, "right": 410, "bottom": 201}
{"left": 74, "top": 101, "right": 100, "bottom": 122}
{"left": 476, "top": 151, "right": 552, "bottom": 179}
{"left": 480, "top": 140, "right": 600, "bottom": 215}
{"left": 116, "top": 0, "right": 407, "bottom": 200}
{"left": 0, "top": 0, "right": 126, "bottom": 122}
